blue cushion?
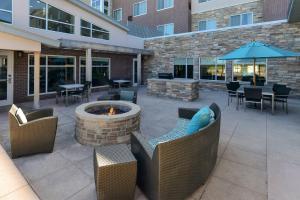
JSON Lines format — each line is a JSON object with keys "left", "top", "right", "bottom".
{"left": 120, "top": 91, "right": 134, "bottom": 101}
{"left": 186, "top": 106, "right": 213, "bottom": 135}
{"left": 148, "top": 118, "right": 190, "bottom": 149}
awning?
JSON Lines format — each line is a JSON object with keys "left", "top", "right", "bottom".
{"left": 288, "top": 0, "right": 300, "bottom": 23}
{"left": 59, "top": 39, "right": 154, "bottom": 55}
{"left": 0, "top": 23, "right": 60, "bottom": 51}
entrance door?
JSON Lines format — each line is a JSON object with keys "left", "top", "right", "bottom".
{"left": 133, "top": 59, "right": 138, "bottom": 86}
{"left": 0, "top": 51, "right": 13, "bottom": 106}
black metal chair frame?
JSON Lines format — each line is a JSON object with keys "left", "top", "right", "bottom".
{"left": 244, "top": 87, "right": 263, "bottom": 112}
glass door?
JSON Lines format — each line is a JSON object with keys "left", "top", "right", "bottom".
{"left": 0, "top": 56, "right": 8, "bottom": 102}
{"left": 0, "top": 52, "right": 13, "bottom": 106}
{"left": 133, "top": 59, "right": 138, "bottom": 86}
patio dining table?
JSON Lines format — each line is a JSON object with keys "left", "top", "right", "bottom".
{"left": 59, "top": 84, "right": 84, "bottom": 106}
{"left": 113, "top": 80, "right": 131, "bottom": 88}
{"left": 236, "top": 85, "right": 275, "bottom": 114}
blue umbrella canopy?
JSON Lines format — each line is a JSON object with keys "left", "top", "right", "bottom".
{"left": 219, "top": 41, "right": 300, "bottom": 85}
{"left": 219, "top": 41, "right": 300, "bottom": 60}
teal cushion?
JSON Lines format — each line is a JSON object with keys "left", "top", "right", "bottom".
{"left": 186, "top": 106, "right": 213, "bottom": 135}
{"left": 148, "top": 118, "right": 190, "bottom": 149}
{"left": 120, "top": 91, "right": 134, "bottom": 101}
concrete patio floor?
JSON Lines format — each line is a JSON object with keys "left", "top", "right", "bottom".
{"left": 1, "top": 87, "right": 300, "bottom": 200}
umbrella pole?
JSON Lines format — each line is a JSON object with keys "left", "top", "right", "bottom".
{"left": 253, "top": 58, "right": 256, "bottom": 86}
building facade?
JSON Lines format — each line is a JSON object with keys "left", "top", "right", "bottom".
{"left": 0, "top": 0, "right": 151, "bottom": 107}
{"left": 82, "top": 0, "right": 192, "bottom": 35}
{"left": 143, "top": 0, "right": 300, "bottom": 96}
{"left": 191, "top": 0, "right": 290, "bottom": 32}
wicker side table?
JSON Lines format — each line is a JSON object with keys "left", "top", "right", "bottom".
{"left": 94, "top": 144, "right": 137, "bottom": 200}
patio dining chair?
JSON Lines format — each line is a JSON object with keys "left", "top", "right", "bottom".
{"left": 226, "top": 82, "right": 243, "bottom": 106}
{"left": 274, "top": 87, "right": 292, "bottom": 113}
{"left": 71, "top": 81, "right": 91, "bottom": 102}
{"left": 244, "top": 87, "right": 263, "bottom": 112}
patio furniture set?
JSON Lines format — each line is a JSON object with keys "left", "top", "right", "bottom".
{"left": 227, "top": 81, "right": 292, "bottom": 114}
{"left": 5, "top": 88, "right": 221, "bottom": 200}
{"left": 56, "top": 79, "right": 132, "bottom": 106}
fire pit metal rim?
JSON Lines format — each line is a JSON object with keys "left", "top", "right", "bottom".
{"left": 75, "top": 101, "right": 141, "bottom": 121}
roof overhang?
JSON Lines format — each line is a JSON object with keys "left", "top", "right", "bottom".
{"left": 288, "top": 0, "right": 300, "bottom": 23}
{"left": 66, "top": 0, "right": 129, "bottom": 32}
{"left": 59, "top": 39, "right": 154, "bottom": 55}
{"left": 0, "top": 23, "right": 60, "bottom": 51}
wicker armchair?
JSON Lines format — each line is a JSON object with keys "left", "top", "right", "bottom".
{"left": 131, "top": 103, "right": 221, "bottom": 200}
{"left": 8, "top": 105, "right": 58, "bottom": 158}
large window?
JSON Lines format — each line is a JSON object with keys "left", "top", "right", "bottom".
{"left": 233, "top": 59, "right": 266, "bottom": 83}
{"left": 29, "top": 0, "right": 74, "bottom": 34}
{"left": 157, "top": 0, "right": 173, "bottom": 10}
{"left": 0, "top": 0, "right": 12, "bottom": 24}
{"left": 28, "top": 55, "right": 75, "bottom": 95}
{"left": 133, "top": 1, "right": 147, "bottom": 17}
{"left": 200, "top": 57, "right": 226, "bottom": 81}
{"left": 113, "top": 8, "right": 122, "bottom": 21}
{"left": 198, "top": 19, "right": 216, "bottom": 31}
{"left": 81, "top": 19, "right": 109, "bottom": 40}
{"left": 91, "top": 0, "right": 110, "bottom": 15}
{"left": 174, "top": 58, "right": 193, "bottom": 79}
{"left": 230, "top": 13, "right": 253, "bottom": 27}
{"left": 157, "top": 23, "right": 174, "bottom": 36}
{"left": 80, "top": 57, "right": 110, "bottom": 87}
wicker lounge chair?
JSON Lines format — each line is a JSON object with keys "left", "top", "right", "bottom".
{"left": 8, "top": 105, "right": 58, "bottom": 158}
{"left": 131, "top": 103, "right": 221, "bottom": 200}
{"left": 98, "top": 88, "right": 138, "bottom": 104}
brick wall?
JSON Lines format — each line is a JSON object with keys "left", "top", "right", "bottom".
{"left": 144, "top": 21, "right": 300, "bottom": 96}
{"left": 112, "top": 0, "right": 191, "bottom": 34}
{"left": 191, "top": 0, "right": 264, "bottom": 31}
{"left": 13, "top": 46, "right": 136, "bottom": 103}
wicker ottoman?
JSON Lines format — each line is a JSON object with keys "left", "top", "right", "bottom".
{"left": 94, "top": 144, "right": 137, "bottom": 200}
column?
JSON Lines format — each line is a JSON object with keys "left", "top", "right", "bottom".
{"left": 86, "top": 48, "right": 92, "bottom": 82}
{"left": 33, "top": 51, "right": 41, "bottom": 109}
{"left": 137, "top": 53, "right": 142, "bottom": 85}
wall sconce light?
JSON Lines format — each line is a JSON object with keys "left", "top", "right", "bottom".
{"left": 17, "top": 51, "right": 24, "bottom": 57}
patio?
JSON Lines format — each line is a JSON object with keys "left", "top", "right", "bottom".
{"left": 0, "top": 87, "right": 300, "bottom": 200}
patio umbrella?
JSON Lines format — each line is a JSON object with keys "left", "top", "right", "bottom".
{"left": 219, "top": 41, "right": 300, "bottom": 85}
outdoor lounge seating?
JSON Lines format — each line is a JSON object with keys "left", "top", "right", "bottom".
{"left": 98, "top": 88, "right": 137, "bottom": 104}
{"left": 8, "top": 105, "right": 58, "bottom": 158}
{"left": 131, "top": 103, "right": 221, "bottom": 200}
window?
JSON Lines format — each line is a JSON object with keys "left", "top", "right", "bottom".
{"left": 28, "top": 55, "right": 76, "bottom": 95}
{"left": 157, "top": 23, "right": 174, "bottom": 35}
{"left": 113, "top": 8, "right": 122, "bottom": 21}
{"left": 200, "top": 57, "right": 226, "bottom": 81}
{"left": 198, "top": 19, "right": 216, "bottom": 31}
{"left": 230, "top": 13, "right": 253, "bottom": 27}
{"left": 133, "top": 1, "right": 147, "bottom": 17}
{"left": 80, "top": 57, "right": 110, "bottom": 87}
{"left": 91, "top": 0, "right": 110, "bottom": 15}
{"left": 0, "top": 0, "right": 12, "bottom": 24}
{"left": 157, "top": 0, "right": 173, "bottom": 10}
{"left": 81, "top": 19, "right": 110, "bottom": 40}
{"left": 233, "top": 59, "right": 266, "bottom": 83}
{"left": 29, "top": 0, "right": 74, "bottom": 34}
{"left": 174, "top": 58, "right": 193, "bottom": 79}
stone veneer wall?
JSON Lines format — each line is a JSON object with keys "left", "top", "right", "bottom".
{"left": 144, "top": 21, "right": 300, "bottom": 96}
{"left": 191, "top": 0, "right": 264, "bottom": 31}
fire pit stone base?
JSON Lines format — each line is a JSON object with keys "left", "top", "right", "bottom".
{"left": 75, "top": 101, "right": 141, "bottom": 146}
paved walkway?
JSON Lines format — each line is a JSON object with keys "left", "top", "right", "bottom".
{"left": 0, "top": 87, "right": 300, "bottom": 200}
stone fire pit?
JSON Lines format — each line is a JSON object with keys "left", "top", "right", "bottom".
{"left": 75, "top": 101, "right": 141, "bottom": 146}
